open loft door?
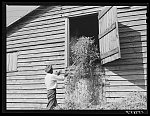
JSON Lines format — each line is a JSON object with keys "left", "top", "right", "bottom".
{"left": 98, "top": 6, "right": 121, "bottom": 65}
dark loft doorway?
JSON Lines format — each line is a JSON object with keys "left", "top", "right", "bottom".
{"left": 69, "top": 13, "right": 99, "bottom": 65}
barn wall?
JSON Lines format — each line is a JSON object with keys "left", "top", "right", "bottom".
{"left": 6, "top": 5, "right": 147, "bottom": 110}
{"left": 104, "top": 6, "right": 147, "bottom": 102}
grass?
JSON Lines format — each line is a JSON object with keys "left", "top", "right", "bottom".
{"left": 53, "top": 91, "right": 147, "bottom": 110}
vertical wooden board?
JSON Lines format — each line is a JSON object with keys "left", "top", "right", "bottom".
{"left": 65, "top": 17, "right": 69, "bottom": 68}
{"left": 7, "top": 54, "right": 9, "bottom": 72}
{"left": 9, "top": 53, "right": 12, "bottom": 71}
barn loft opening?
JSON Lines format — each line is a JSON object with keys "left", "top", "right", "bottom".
{"left": 69, "top": 13, "right": 99, "bottom": 65}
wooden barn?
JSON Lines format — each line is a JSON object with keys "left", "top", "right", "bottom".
{"left": 6, "top": 5, "right": 147, "bottom": 110}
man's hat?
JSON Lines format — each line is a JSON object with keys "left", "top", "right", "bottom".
{"left": 45, "top": 64, "right": 53, "bottom": 73}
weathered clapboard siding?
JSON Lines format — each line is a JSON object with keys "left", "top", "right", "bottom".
{"left": 6, "top": 6, "right": 67, "bottom": 110}
{"left": 104, "top": 6, "right": 147, "bottom": 102}
{"left": 6, "top": 5, "right": 147, "bottom": 110}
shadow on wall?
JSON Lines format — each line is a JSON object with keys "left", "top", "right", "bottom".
{"left": 103, "top": 22, "right": 146, "bottom": 90}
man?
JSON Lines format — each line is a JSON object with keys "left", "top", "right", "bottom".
{"left": 44, "top": 64, "right": 68, "bottom": 110}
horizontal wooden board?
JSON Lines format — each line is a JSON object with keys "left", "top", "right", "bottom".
{"left": 18, "top": 59, "right": 65, "bottom": 67}
{"left": 117, "top": 9, "right": 146, "bottom": 18}
{"left": 7, "top": 88, "right": 65, "bottom": 94}
{"left": 8, "top": 24, "right": 65, "bottom": 39}
{"left": 7, "top": 77, "right": 65, "bottom": 84}
{"left": 8, "top": 18, "right": 65, "bottom": 36}
{"left": 120, "top": 41, "right": 147, "bottom": 49}
{"left": 30, "top": 6, "right": 101, "bottom": 23}
{"left": 106, "top": 91, "right": 147, "bottom": 97}
{"left": 118, "top": 14, "right": 146, "bottom": 23}
{"left": 18, "top": 46, "right": 65, "bottom": 55}
{"left": 7, "top": 28, "right": 65, "bottom": 41}
{"left": 105, "top": 74, "right": 147, "bottom": 81}
{"left": 18, "top": 55, "right": 65, "bottom": 63}
{"left": 105, "top": 85, "right": 147, "bottom": 91}
{"left": 7, "top": 32, "right": 65, "bottom": 46}
{"left": 117, "top": 6, "right": 147, "bottom": 14}
{"left": 7, "top": 83, "right": 65, "bottom": 90}
{"left": 119, "top": 24, "right": 146, "bottom": 33}
{"left": 105, "top": 68, "right": 147, "bottom": 76}
{"left": 104, "top": 63, "right": 147, "bottom": 71}
{"left": 7, "top": 98, "right": 64, "bottom": 104}
{"left": 10, "top": 22, "right": 65, "bottom": 37}
{"left": 7, "top": 93, "right": 64, "bottom": 99}
{"left": 7, "top": 98, "right": 47, "bottom": 104}
{"left": 107, "top": 79, "right": 146, "bottom": 86}
{"left": 121, "top": 52, "right": 147, "bottom": 59}
{"left": 118, "top": 19, "right": 146, "bottom": 28}
{"left": 7, "top": 41, "right": 65, "bottom": 53}
{"left": 119, "top": 30, "right": 146, "bottom": 38}
{"left": 121, "top": 46, "right": 147, "bottom": 54}
{"left": 17, "top": 64, "right": 65, "bottom": 71}
{"left": 6, "top": 102, "right": 47, "bottom": 108}
{"left": 9, "top": 22, "right": 65, "bottom": 38}
{"left": 120, "top": 35, "right": 146, "bottom": 43}
{"left": 104, "top": 57, "right": 147, "bottom": 66}
{"left": 6, "top": 74, "right": 45, "bottom": 80}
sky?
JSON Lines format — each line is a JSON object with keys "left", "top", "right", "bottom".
{"left": 6, "top": 5, "right": 39, "bottom": 27}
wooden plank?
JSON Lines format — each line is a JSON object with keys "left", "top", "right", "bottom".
{"left": 100, "top": 47, "right": 119, "bottom": 59}
{"left": 117, "top": 6, "right": 147, "bottom": 14}
{"left": 18, "top": 46, "right": 65, "bottom": 55}
{"left": 17, "top": 59, "right": 64, "bottom": 67}
{"left": 105, "top": 74, "right": 147, "bottom": 81}
{"left": 17, "top": 64, "right": 65, "bottom": 71}
{"left": 7, "top": 98, "right": 47, "bottom": 104}
{"left": 8, "top": 18, "right": 65, "bottom": 35}
{"left": 104, "top": 58, "right": 147, "bottom": 66}
{"left": 121, "top": 46, "right": 147, "bottom": 54}
{"left": 119, "top": 24, "right": 146, "bottom": 33}
{"left": 6, "top": 103, "right": 47, "bottom": 108}
{"left": 120, "top": 30, "right": 146, "bottom": 38}
{"left": 7, "top": 29, "right": 65, "bottom": 41}
{"left": 7, "top": 93, "right": 64, "bottom": 99}
{"left": 120, "top": 35, "right": 146, "bottom": 43}
{"left": 118, "top": 19, "right": 146, "bottom": 28}
{"left": 118, "top": 14, "right": 146, "bottom": 23}
{"left": 7, "top": 33, "right": 64, "bottom": 45}
{"left": 117, "top": 9, "right": 146, "bottom": 18}
{"left": 104, "top": 63, "right": 147, "bottom": 71}
{"left": 7, "top": 40, "right": 65, "bottom": 53}
{"left": 7, "top": 75, "right": 45, "bottom": 80}
{"left": 7, "top": 88, "right": 65, "bottom": 94}
{"left": 18, "top": 55, "right": 65, "bottom": 63}
{"left": 7, "top": 98, "right": 64, "bottom": 104}
{"left": 6, "top": 76, "right": 65, "bottom": 83}
{"left": 6, "top": 107, "right": 43, "bottom": 110}
{"left": 106, "top": 85, "right": 147, "bottom": 91}
{"left": 106, "top": 91, "right": 147, "bottom": 98}
{"left": 7, "top": 53, "right": 10, "bottom": 72}
{"left": 10, "top": 21, "right": 65, "bottom": 37}
{"left": 7, "top": 39, "right": 65, "bottom": 50}
{"left": 30, "top": 6, "right": 100, "bottom": 23}
{"left": 120, "top": 41, "right": 147, "bottom": 49}
{"left": 98, "top": 6, "right": 112, "bottom": 20}
{"left": 107, "top": 79, "right": 146, "bottom": 86}
{"left": 105, "top": 68, "right": 147, "bottom": 76}
{"left": 8, "top": 24, "right": 65, "bottom": 39}
{"left": 7, "top": 83, "right": 65, "bottom": 90}
{"left": 121, "top": 52, "right": 147, "bottom": 59}
{"left": 99, "top": 22, "right": 116, "bottom": 39}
